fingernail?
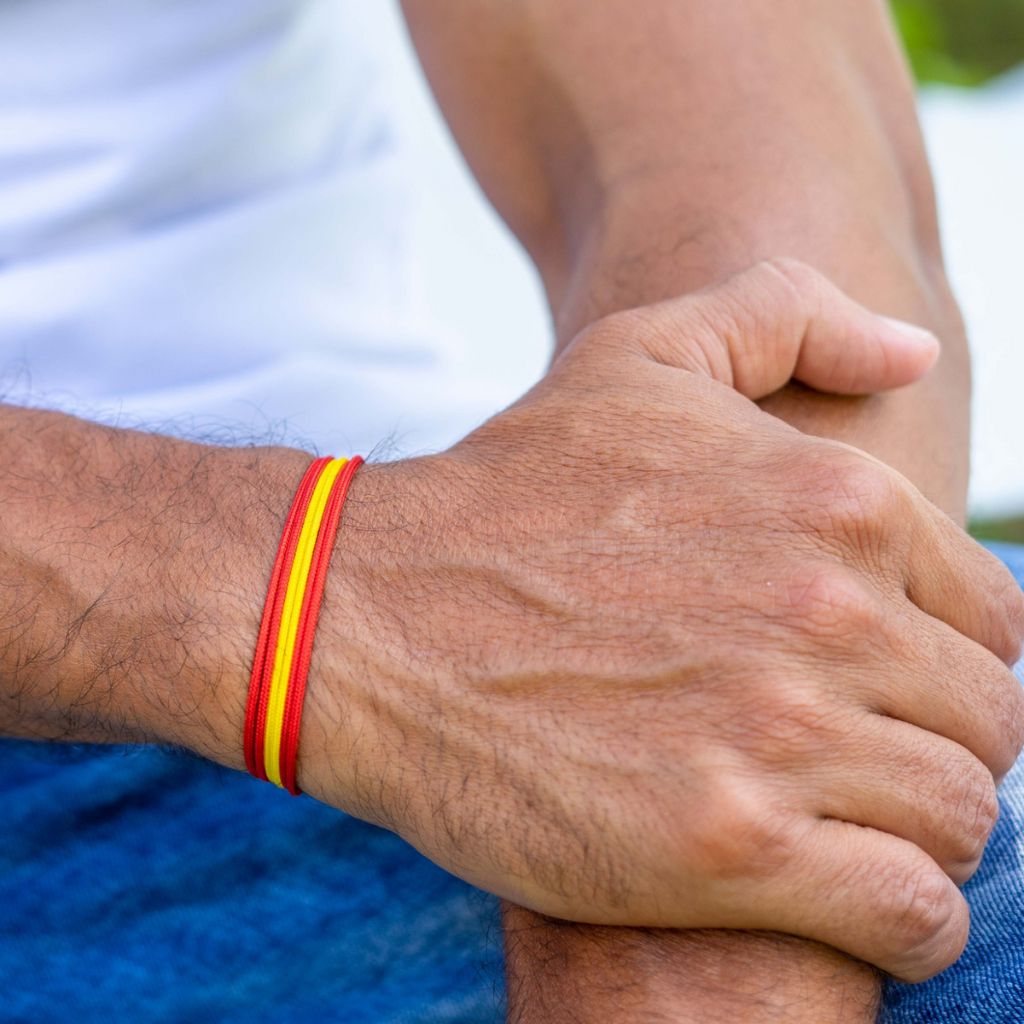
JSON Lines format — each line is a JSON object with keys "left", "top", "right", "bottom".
{"left": 881, "top": 316, "right": 940, "bottom": 349}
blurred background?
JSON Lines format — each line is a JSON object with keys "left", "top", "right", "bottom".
{"left": 897, "top": 0, "right": 1024, "bottom": 540}
{"left": 894, "top": 0, "right": 1024, "bottom": 85}
{"left": 376, "top": 0, "right": 1024, "bottom": 538}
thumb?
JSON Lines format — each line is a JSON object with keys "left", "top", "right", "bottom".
{"left": 633, "top": 259, "right": 940, "bottom": 400}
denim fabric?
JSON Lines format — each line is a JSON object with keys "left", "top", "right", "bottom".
{"left": 2, "top": 544, "right": 1023, "bottom": 1023}
{"left": 0, "top": 747, "right": 504, "bottom": 1023}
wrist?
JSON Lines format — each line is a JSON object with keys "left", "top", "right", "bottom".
{"left": 287, "top": 453, "right": 455, "bottom": 824}
{"left": 80, "top": 440, "right": 314, "bottom": 766}
{"left": 148, "top": 443, "right": 315, "bottom": 767}
{"left": 154, "top": 444, "right": 404, "bottom": 797}
{"left": 136, "top": 440, "right": 449, "bottom": 828}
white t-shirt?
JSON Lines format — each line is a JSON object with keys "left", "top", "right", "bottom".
{"left": 0, "top": 0, "right": 539, "bottom": 457}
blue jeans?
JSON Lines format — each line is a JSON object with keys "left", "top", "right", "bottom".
{"left": 3, "top": 544, "right": 1022, "bottom": 1023}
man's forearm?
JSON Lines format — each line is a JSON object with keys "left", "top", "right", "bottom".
{"left": 543, "top": 0, "right": 969, "bottom": 519}
{"left": 403, "top": 1, "right": 969, "bottom": 1019}
{"left": 0, "top": 407, "right": 402, "bottom": 827}
{"left": 0, "top": 406, "right": 404, "bottom": 824}
{"left": 403, "top": 0, "right": 966, "bottom": 518}
{"left": 0, "top": 406, "right": 300, "bottom": 755}
{"left": 504, "top": 907, "right": 881, "bottom": 1024}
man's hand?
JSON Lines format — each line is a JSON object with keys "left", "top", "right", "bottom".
{"left": 294, "top": 262, "right": 1024, "bottom": 982}
{"left": 403, "top": 0, "right": 989, "bottom": 1017}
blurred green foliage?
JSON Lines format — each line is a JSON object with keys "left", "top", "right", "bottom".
{"left": 971, "top": 516, "right": 1024, "bottom": 543}
{"left": 893, "top": 0, "right": 1024, "bottom": 84}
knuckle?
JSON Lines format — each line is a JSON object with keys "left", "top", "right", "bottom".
{"left": 1007, "top": 589, "right": 1024, "bottom": 665}
{"left": 582, "top": 307, "right": 698, "bottom": 375}
{"left": 778, "top": 563, "right": 885, "bottom": 642}
{"left": 757, "top": 257, "right": 821, "bottom": 299}
{"left": 798, "top": 450, "right": 910, "bottom": 561}
{"left": 947, "top": 854, "right": 984, "bottom": 888}
{"left": 768, "top": 682, "right": 848, "bottom": 749}
{"left": 885, "top": 861, "right": 958, "bottom": 957}
{"left": 733, "top": 259, "right": 818, "bottom": 336}
{"left": 947, "top": 764, "right": 999, "bottom": 862}
{"left": 570, "top": 309, "right": 651, "bottom": 365}
{"left": 1008, "top": 685, "right": 1024, "bottom": 764}
{"left": 989, "top": 673, "right": 1024, "bottom": 776}
{"left": 725, "top": 676, "right": 847, "bottom": 765}
{"left": 594, "top": 307, "right": 674, "bottom": 355}
{"left": 941, "top": 663, "right": 1024, "bottom": 783}
{"left": 595, "top": 308, "right": 649, "bottom": 342}
{"left": 688, "top": 781, "right": 798, "bottom": 881}
{"left": 992, "top": 571, "right": 1024, "bottom": 667}
{"left": 829, "top": 455, "right": 903, "bottom": 525}
{"left": 968, "top": 775, "right": 1001, "bottom": 846}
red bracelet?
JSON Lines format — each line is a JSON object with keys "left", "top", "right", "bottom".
{"left": 244, "top": 455, "right": 363, "bottom": 793}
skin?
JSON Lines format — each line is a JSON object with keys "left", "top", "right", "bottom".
{"left": 396, "top": 0, "right": 994, "bottom": 1019}
{"left": 1, "top": 3, "right": 1021, "bottom": 1020}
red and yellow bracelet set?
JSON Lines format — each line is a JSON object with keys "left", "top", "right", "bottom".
{"left": 243, "top": 455, "right": 363, "bottom": 794}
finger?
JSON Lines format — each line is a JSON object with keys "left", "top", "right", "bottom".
{"left": 904, "top": 498, "right": 1024, "bottom": 668}
{"left": 857, "top": 605, "right": 1024, "bottom": 780}
{"left": 814, "top": 711, "right": 998, "bottom": 885}
{"left": 629, "top": 258, "right": 940, "bottom": 399}
{"left": 810, "top": 442, "right": 1024, "bottom": 669}
{"left": 730, "top": 819, "right": 970, "bottom": 982}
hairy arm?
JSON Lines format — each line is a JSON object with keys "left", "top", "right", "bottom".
{"left": 0, "top": 408, "right": 299, "bottom": 753}
{"left": 401, "top": 0, "right": 970, "bottom": 1018}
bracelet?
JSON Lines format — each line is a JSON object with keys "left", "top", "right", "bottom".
{"left": 244, "top": 454, "right": 364, "bottom": 794}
